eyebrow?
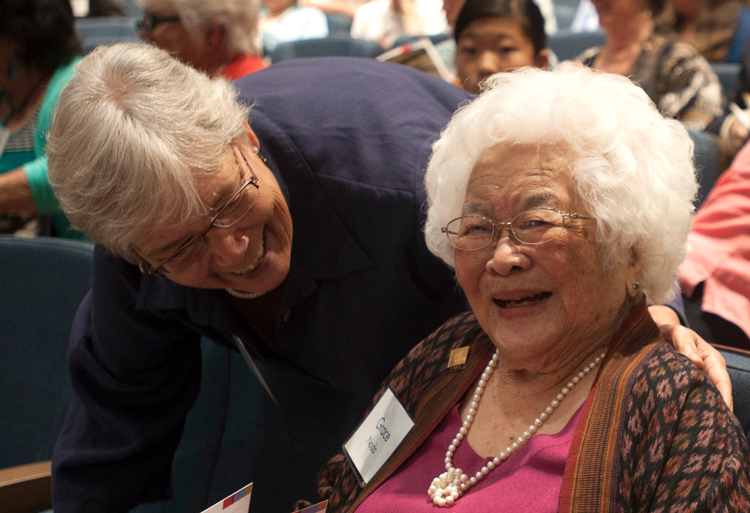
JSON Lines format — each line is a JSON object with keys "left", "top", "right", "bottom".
{"left": 461, "top": 193, "right": 561, "bottom": 218}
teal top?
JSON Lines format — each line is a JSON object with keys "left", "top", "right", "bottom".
{"left": 0, "top": 56, "right": 87, "bottom": 240}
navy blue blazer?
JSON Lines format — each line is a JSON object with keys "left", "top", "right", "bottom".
{"left": 52, "top": 58, "right": 472, "bottom": 511}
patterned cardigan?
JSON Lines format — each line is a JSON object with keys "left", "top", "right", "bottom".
{"left": 312, "top": 302, "right": 750, "bottom": 512}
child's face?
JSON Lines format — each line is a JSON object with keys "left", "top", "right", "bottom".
{"left": 455, "top": 16, "right": 547, "bottom": 94}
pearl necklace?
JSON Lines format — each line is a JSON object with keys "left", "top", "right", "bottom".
{"left": 225, "top": 288, "right": 266, "bottom": 299}
{"left": 428, "top": 349, "right": 607, "bottom": 507}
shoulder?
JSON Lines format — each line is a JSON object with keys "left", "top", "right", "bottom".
{"left": 383, "top": 312, "right": 482, "bottom": 408}
{"left": 621, "top": 343, "right": 750, "bottom": 510}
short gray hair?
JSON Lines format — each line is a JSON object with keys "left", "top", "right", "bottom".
{"left": 47, "top": 43, "right": 249, "bottom": 260}
{"left": 424, "top": 66, "right": 697, "bottom": 304}
{"left": 138, "top": 0, "right": 261, "bottom": 54}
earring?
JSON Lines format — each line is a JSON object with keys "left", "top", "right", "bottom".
{"left": 633, "top": 282, "right": 640, "bottom": 291}
{"left": 253, "top": 146, "right": 259, "bottom": 154}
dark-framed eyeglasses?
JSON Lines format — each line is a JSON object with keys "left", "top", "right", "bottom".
{"left": 135, "top": 147, "right": 261, "bottom": 276}
{"left": 137, "top": 13, "right": 182, "bottom": 33}
{"left": 442, "top": 208, "right": 596, "bottom": 251}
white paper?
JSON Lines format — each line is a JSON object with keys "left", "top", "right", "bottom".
{"left": 201, "top": 482, "right": 252, "bottom": 513}
{"left": 343, "top": 388, "right": 414, "bottom": 485}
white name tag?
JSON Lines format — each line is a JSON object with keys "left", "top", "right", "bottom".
{"left": 343, "top": 388, "right": 414, "bottom": 486}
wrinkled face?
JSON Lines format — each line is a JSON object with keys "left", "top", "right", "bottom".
{"left": 454, "top": 142, "right": 634, "bottom": 370}
{"left": 455, "top": 17, "right": 546, "bottom": 95}
{"left": 135, "top": 133, "right": 293, "bottom": 293}
{"left": 138, "top": 4, "right": 211, "bottom": 72}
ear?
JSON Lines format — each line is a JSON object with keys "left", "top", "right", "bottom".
{"left": 243, "top": 120, "right": 260, "bottom": 149}
{"left": 535, "top": 49, "right": 550, "bottom": 70}
{"left": 202, "top": 21, "right": 224, "bottom": 52}
{"left": 626, "top": 245, "right": 645, "bottom": 297}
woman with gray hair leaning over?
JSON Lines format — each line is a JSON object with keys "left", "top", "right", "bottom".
{"left": 46, "top": 44, "right": 730, "bottom": 511}
{"left": 136, "top": 0, "right": 268, "bottom": 79}
{"left": 310, "top": 66, "right": 750, "bottom": 512}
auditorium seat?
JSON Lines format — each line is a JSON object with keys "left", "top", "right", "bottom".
{"left": 269, "top": 36, "right": 383, "bottom": 63}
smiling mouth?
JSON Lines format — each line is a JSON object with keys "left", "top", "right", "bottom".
{"left": 494, "top": 292, "right": 552, "bottom": 308}
{"left": 231, "top": 236, "right": 265, "bottom": 275}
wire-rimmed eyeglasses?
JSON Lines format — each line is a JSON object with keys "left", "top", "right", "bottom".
{"left": 135, "top": 147, "right": 260, "bottom": 276}
{"left": 137, "top": 13, "right": 181, "bottom": 33}
{"left": 442, "top": 208, "right": 596, "bottom": 251}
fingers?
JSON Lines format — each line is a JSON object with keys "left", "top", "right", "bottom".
{"left": 659, "top": 324, "right": 733, "bottom": 411}
{"left": 696, "top": 340, "right": 733, "bottom": 411}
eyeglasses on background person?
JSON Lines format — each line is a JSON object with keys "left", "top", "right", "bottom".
{"left": 137, "top": 13, "right": 182, "bottom": 33}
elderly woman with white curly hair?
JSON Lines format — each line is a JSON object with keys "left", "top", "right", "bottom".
{"left": 136, "top": 0, "right": 267, "bottom": 79}
{"left": 309, "top": 66, "right": 750, "bottom": 513}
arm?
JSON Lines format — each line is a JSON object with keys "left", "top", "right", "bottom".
{"left": 0, "top": 167, "right": 36, "bottom": 213}
{"left": 51, "top": 246, "right": 202, "bottom": 512}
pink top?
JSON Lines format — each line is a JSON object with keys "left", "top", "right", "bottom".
{"left": 356, "top": 401, "right": 583, "bottom": 512}
{"left": 679, "top": 142, "right": 750, "bottom": 339}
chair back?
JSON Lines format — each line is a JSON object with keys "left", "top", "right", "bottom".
{"left": 0, "top": 237, "right": 94, "bottom": 469}
{"left": 547, "top": 29, "right": 605, "bottom": 62}
{"left": 717, "top": 345, "right": 750, "bottom": 442}
{"left": 326, "top": 14, "right": 352, "bottom": 36}
{"left": 711, "top": 62, "right": 742, "bottom": 102}
{"left": 270, "top": 36, "right": 383, "bottom": 63}
{"left": 75, "top": 16, "right": 141, "bottom": 54}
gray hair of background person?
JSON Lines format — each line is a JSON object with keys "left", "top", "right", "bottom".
{"left": 47, "top": 43, "right": 249, "bottom": 259}
{"left": 136, "top": 0, "right": 262, "bottom": 54}
{"left": 424, "top": 66, "right": 697, "bottom": 305}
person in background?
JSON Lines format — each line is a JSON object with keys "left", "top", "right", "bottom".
{"left": 308, "top": 66, "right": 750, "bottom": 513}
{"left": 0, "top": 0, "right": 84, "bottom": 239}
{"left": 137, "top": 0, "right": 267, "bottom": 79}
{"left": 654, "top": 0, "right": 750, "bottom": 63}
{"left": 298, "top": 0, "right": 368, "bottom": 18}
{"left": 259, "top": 0, "right": 329, "bottom": 53}
{"left": 434, "top": 0, "right": 555, "bottom": 81}
{"left": 578, "top": 0, "right": 724, "bottom": 131}
{"left": 680, "top": 137, "right": 750, "bottom": 350}
{"left": 453, "top": 0, "right": 549, "bottom": 94}
{"left": 351, "top": 0, "right": 449, "bottom": 49}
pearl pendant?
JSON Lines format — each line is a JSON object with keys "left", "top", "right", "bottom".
{"left": 427, "top": 349, "right": 606, "bottom": 506}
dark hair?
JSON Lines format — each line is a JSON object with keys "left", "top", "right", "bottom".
{"left": 649, "top": 0, "right": 667, "bottom": 17}
{"left": 454, "top": 0, "right": 547, "bottom": 56}
{"left": 0, "top": 0, "right": 81, "bottom": 74}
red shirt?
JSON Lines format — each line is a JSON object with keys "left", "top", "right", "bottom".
{"left": 219, "top": 54, "right": 269, "bottom": 80}
{"left": 680, "top": 142, "right": 750, "bottom": 339}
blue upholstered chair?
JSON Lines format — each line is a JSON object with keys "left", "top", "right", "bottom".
{"left": 711, "top": 62, "right": 742, "bottom": 102}
{"left": 547, "top": 29, "right": 606, "bottom": 62}
{"left": 326, "top": 13, "right": 353, "bottom": 37}
{"left": 0, "top": 236, "right": 95, "bottom": 513}
{"left": 689, "top": 129, "right": 721, "bottom": 207}
{"left": 717, "top": 346, "right": 750, "bottom": 442}
{"left": 74, "top": 16, "right": 141, "bottom": 54}
{"left": 269, "top": 36, "right": 383, "bottom": 63}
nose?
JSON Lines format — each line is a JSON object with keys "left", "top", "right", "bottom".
{"left": 477, "top": 51, "right": 501, "bottom": 81}
{"left": 485, "top": 227, "right": 530, "bottom": 276}
{"left": 205, "top": 227, "right": 249, "bottom": 268}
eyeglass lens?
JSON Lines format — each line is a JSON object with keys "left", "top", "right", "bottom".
{"left": 444, "top": 209, "right": 567, "bottom": 250}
